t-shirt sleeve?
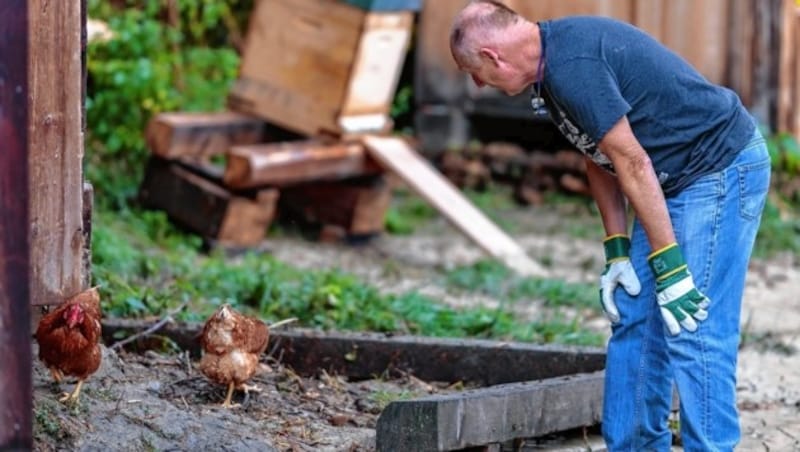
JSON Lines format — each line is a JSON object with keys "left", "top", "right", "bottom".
{"left": 547, "top": 57, "right": 631, "bottom": 143}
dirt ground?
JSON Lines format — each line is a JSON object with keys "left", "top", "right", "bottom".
{"left": 32, "top": 203, "right": 800, "bottom": 451}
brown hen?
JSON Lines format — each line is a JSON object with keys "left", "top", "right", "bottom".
{"left": 35, "top": 287, "right": 102, "bottom": 404}
{"left": 199, "top": 303, "right": 269, "bottom": 408}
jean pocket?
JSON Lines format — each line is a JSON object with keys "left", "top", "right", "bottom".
{"left": 737, "top": 159, "right": 770, "bottom": 220}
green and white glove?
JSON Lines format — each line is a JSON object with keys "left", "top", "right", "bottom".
{"left": 648, "top": 243, "right": 709, "bottom": 335}
{"left": 599, "top": 234, "right": 641, "bottom": 323}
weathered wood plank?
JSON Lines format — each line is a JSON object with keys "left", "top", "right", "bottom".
{"left": 278, "top": 175, "right": 391, "bottom": 235}
{"left": 223, "top": 140, "right": 381, "bottom": 189}
{"left": 794, "top": 7, "right": 800, "bottom": 141}
{"left": 29, "top": 0, "right": 85, "bottom": 306}
{"left": 145, "top": 111, "right": 265, "bottom": 159}
{"left": 376, "top": 372, "right": 604, "bottom": 452}
{"left": 0, "top": 0, "right": 32, "bottom": 447}
{"left": 228, "top": 0, "right": 410, "bottom": 136}
{"left": 82, "top": 182, "right": 94, "bottom": 288}
{"left": 778, "top": 0, "right": 798, "bottom": 134}
{"left": 362, "top": 135, "right": 547, "bottom": 277}
{"left": 139, "top": 158, "right": 279, "bottom": 246}
{"left": 726, "top": 0, "right": 756, "bottom": 106}
{"left": 100, "top": 319, "right": 606, "bottom": 385}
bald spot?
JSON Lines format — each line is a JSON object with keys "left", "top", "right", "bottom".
{"left": 450, "top": 0, "right": 521, "bottom": 69}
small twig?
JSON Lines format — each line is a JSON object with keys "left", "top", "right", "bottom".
{"left": 269, "top": 317, "right": 298, "bottom": 330}
{"left": 110, "top": 301, "right": 189, "bottom": 351}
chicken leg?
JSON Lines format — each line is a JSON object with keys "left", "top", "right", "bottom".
{"left": 221, "top": 382, "right": 238, "bottom": 408}
{"left": 59, "top": 379, "right": 84, "bottom": 405}
{"left": 49, "top": 367, "right": 63, "bottom": 383}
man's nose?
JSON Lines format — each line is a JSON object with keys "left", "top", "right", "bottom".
{"left": 471, "top": 74, "right": 485, "bottom": 88}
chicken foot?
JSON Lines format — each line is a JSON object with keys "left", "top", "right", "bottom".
{"left": 59, "top": 379, "right": 84, "bottom": 405}
{"left": 238, "top": 383, "right": 261, "bottom": 394}
{"left": 220, "top": 383, "right": 261, "bottom": 408}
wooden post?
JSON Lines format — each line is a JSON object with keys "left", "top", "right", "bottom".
{"left": 0, "top": 0, "right": 33, "bottom": 449}
{"left": 28, "top": 0, "right": 86, "bottom": 309}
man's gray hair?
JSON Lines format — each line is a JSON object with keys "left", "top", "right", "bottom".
{"left": 450, "top": 0, "right": 521, "bottom": 69}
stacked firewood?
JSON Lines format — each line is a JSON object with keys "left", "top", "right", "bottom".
{"left": 139, "top": 112, "right": 391, "bottom": 247}
{"left": 137, "top": 0, "right": 418, "bottom": 247}
{"left": 437, "top": 141, "right": 590, "bottom": 205}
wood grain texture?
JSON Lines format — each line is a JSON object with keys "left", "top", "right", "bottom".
{"left": 29, "top": 0, "right": 85, "bottom": 306}
{"left": 139, "top": 158, "right": 278, "bottom": 246}
{"left": 278, "top": 175, "right": 391, "bottom": 234}
{"left": 0, "top": 0, "right": 32, "bottom": 447}
{"left": 224, "top": 140, "right": 381, "bottom": 189}
{"left": 146, "top": 111, "right": 265, "bottom": 159}
{"left": 778, "top": 0, "right": 798, "bottom": 134}
{"left": 228, "top": 0, "right": 410, "bottom": 136}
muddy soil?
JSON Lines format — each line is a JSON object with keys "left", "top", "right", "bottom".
{"left": 33, "top": 202, "right": 800, "bottom": 451}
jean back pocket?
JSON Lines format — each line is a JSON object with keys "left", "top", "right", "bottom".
{"left": 737, "top": 158, "right": 770, "bottom": 221}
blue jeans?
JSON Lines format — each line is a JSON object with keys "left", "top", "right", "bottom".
{"left": 602, "top": 131, "right": 771, "bottom": 452}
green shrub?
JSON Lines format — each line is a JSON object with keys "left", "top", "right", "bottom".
{"left": 86, "top": 0, "right": 244, "bottom": 209}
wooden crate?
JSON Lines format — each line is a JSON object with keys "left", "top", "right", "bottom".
{"left": 228, "top": 0, "right": 413, "bottom": 137}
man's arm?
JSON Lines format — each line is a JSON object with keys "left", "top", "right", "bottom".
{"left": 585, "top": 156, "right": 628, "bottom": 237}
{"left": 597, "top": 116, "right": 676, "bottom": 251}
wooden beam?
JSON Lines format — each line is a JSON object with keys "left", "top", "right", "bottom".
{"left": 278, "top": 175, "right": 392, "bottom": 235}
{"left": 100, "top": 319, "right": 605, "bottom": 385}
{"left": 361, "top": 136, "right": 547, "bottom": 277}
{"left": 145, "top": 111, "right": 265, "bottom": 159}
{"left": 376, "top": 372, "right": 604, "bottom": 451}
{"left": 223, "top": 140, "right": 381, "bottom": 189}
{"left": 0, "top": 0, "right": 32, "bottom": 447}
{"left": 29, "top": 0, "right": 85, "bottom": 307}
{"left": 139, "top": 158, "right": 279, "bottom": 246}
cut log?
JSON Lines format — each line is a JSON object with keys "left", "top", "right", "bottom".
{"left": 223, "top": 140, "right": 381, "bottom": 189}
{"left": 438, "top": 152, "right": 491, "bottom": 190}
{"left": 139, "top": 157, "right": 278, "bottom": 246}
{"left": 361, "top": 135, "right": 547, "bottom": 277}
{"left": 279, "top": 175, "right": 392, "bottom": 235}
{"left": 481, "top": 141, "right": 529, "bottom": 181}
{"left": 145, "top": 111, "right": 264, "bottom": 159}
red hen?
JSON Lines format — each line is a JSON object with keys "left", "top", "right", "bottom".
{"left": 35, "top": 287, "right": 102, "bottom": 404}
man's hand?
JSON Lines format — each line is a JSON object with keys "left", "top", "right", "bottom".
{"left": 648, "top": 243, "right": 709, "bottom": 335}
{"left": 599, "top": 234, "right": 641, "bottom": 323}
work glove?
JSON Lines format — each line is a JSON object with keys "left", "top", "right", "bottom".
{"left": 648, "top": 243, "right": 709, "bottom": 335}
{"left": 599, "top": 234, "right": 641, "bottom": 323}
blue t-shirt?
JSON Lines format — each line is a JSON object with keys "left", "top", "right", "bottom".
{"left": 536, "top": 16, "right": 755, "bottom": 196}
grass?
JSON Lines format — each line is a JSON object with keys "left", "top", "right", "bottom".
{"left": 92, "top": 205, "right": 606, "bottom": 347}
{"left": 752, "top": 196, "right": 800, "bottom": 258}
{"left": 90, "top": 174, "right": 799, "bottom": 352}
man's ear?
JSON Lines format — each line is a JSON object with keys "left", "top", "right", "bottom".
{"left": 478, "top": 47, "right": 501, "bottom": 67}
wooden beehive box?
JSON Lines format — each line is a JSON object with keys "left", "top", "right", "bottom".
{"left": 228, "top": 0, "right": 413, "bottom": 137}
